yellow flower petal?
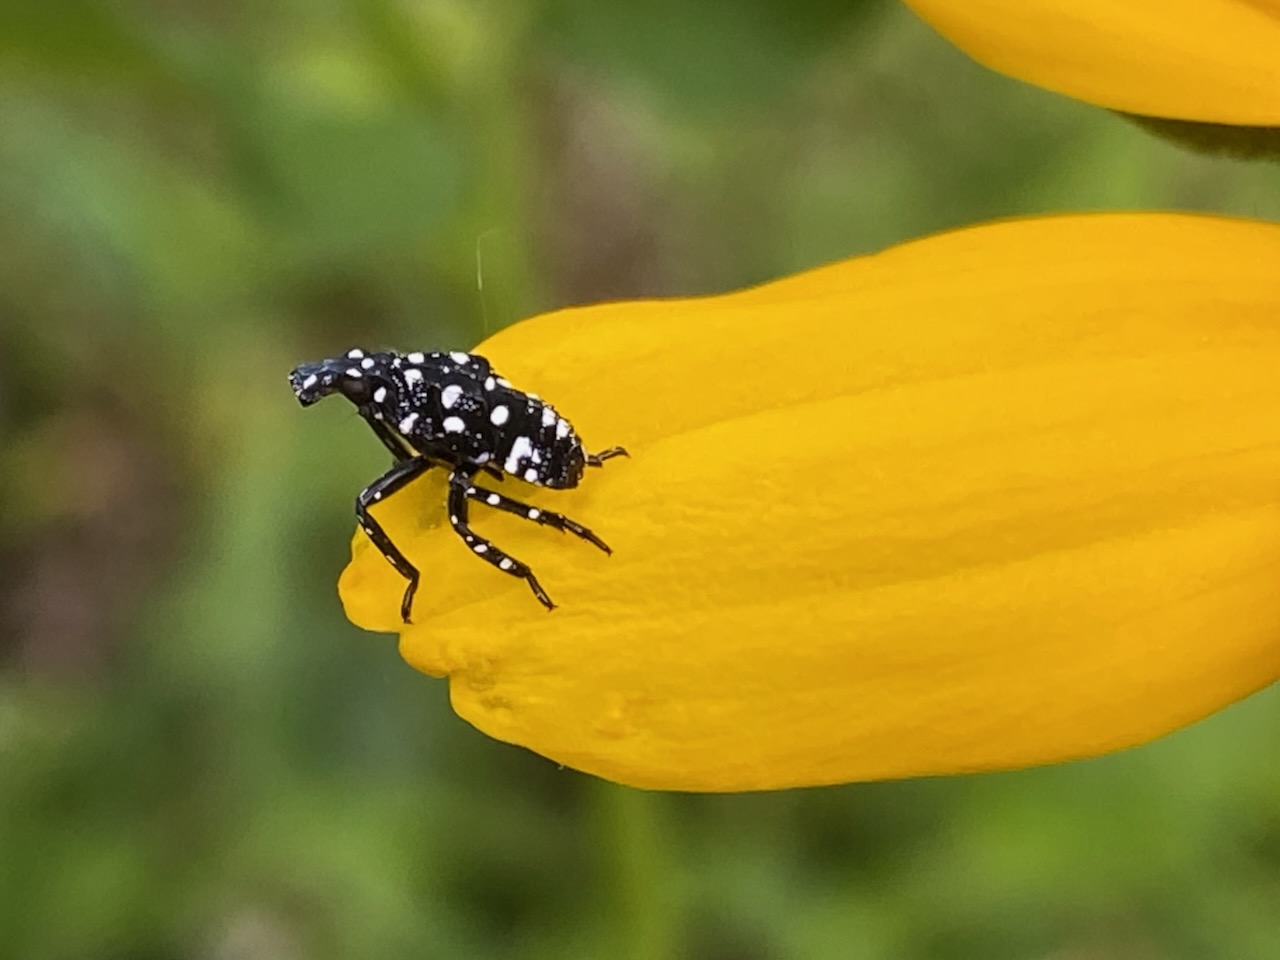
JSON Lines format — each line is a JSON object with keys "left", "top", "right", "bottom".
{"left": 341, "top": 213, "right": 1280, "bottom": 791}
{"left": 901, "top": 0, "right": 1280, "bottom": 124}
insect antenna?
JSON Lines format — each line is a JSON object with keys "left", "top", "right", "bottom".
{"left": 475, "top": 226, "right": 501, "bottom": 341}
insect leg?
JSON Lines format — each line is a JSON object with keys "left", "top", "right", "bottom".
{"left": 586, "top": 446, "right": 629, "bottom": 467}
{"left": 366, "top": 414, "right": 415, "bottom": 462}
{"left": 356, "top": 457, "right": 436, "bottom": 623}
{"left": 464, "top": 484, "right": 612, "bottom": 554}
{"left": 447, "top": 468, "right": 556, "bottom": 610}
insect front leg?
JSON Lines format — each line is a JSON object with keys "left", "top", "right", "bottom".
{"left": 446, "top": 468, "right": 556, "bottom": 610}
{"left": 356, "top": 457, "right": 436, "bottom": 623}
{"left": 464, "top": 483, "right": 612, "bottom": 554}
{"left": 366, "top": 413, "right": 416, "bottom": 463}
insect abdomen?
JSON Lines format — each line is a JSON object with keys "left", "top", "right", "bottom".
{"left": 494, "top": 395, "right": 586, "bottom": 489}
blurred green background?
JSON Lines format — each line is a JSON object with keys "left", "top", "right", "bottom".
{"left": 2, "top": 2, "right": 1280, "bottom": 958}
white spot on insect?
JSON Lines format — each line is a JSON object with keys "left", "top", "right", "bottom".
{"left": 399, "top": 413, "right": 419, "bottom": 433}
{"left": 524, "top": 468, "right": 538, "bottom": 482}
{"left": 489, "top": 405, "right": 509, "bottom": 426}
{"left": 373, "top": 386, "right": 387, "bottom": 403}
{"left": 555, "top": 418, "right": 570, "bottom": 439}
{"left": 443, "top": 416, "right": 465, "bottom": 433}
{"left": 504, "top": 435, "right": 534, "bottom": 473}
{"left": 466, "top": 487, "right": 477, "bottom": 495}
{"left": 373, "top": 491, "right": 382, "bottom": 500}
{"left": 451, "top": 515, "right": 458, "bottom": 524}
{"left": 441, "top": 384, "right": 463, "bottom": 409}
{"left": 484, "top": 376, "right": 496, "bottom": 391}
{"left": 360, "top": 356, "right": 375, "bottom": 370}
{"left": 528, "top": 508, "right": 540, "bottom": 519}
{"left": 474, "top": 544, "right": 488, "bottom": 554}
{"left": 541, "top": 407, "right": 556, "bottom": 427}
{"left": 499, "top": 558, "right": 513, "bottom": 571}
{"left": 407, "top": 351, "right": 426, "bottom": 364}
{"left": 346, "top": 368, "right": 362, "bottom": 378}
{"left": 347, "top": 348, "right": 364, "bottom": 359}
{"left": 403, "top": 368, "right": 424, "bottom": 388}
{"left": 302, "top": 374, "right": 319, "bottom": 390}
{"left": 450, "top": 351, "right": 470, "bottom": 365}
{"left": 530, "top": 448, "right": 542, "bottom": 464}
{"left": 486, "top": 493, "right": 500, "bottom": 506}
{"left": 476, "top": 452, "right": 491, "bottom": 463}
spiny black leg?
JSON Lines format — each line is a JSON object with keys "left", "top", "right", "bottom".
{"left": 463, "top": 483, "right": 612, "bottom": 554}
{"left": 446, "top": 468, "right": 555, "bottom": 610}
{"left": 586, "top": 446, "right": 629, "bottom": 467}
{"left": 356, "top": 456, "right": 436, "bottom": 623}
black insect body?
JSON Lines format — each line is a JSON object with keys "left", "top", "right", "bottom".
{"left": 289, "top": 348, "right": 627, "bottom": 621}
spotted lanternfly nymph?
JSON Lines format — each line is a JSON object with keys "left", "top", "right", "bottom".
{"left": 289, "top": 348, "right": 627, "bottom": 622}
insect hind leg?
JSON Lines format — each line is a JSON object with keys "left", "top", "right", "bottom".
{"left": 447, "top": 468, "right": 556, "bottom": 610}
{"left": 465, "top": 483, "right": 612, "bottom": 553}
{"left": 586, "top": 446, "right": 629, "bottom": 467}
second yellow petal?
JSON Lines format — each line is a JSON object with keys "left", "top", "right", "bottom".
{"left": 903, "top": 0, "right": 1280, "bottom": 124}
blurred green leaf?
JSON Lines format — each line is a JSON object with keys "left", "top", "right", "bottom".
{"left": 536, "top": 0, "right": 886, "bottom": 112}
{"left": 0, "top": 0, "right": 159, "bottom": 77}
{"left": 250, "top": 103, "right": 466, "bottom": 260}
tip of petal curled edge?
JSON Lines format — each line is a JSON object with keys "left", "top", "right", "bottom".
{"left": 337, "top": 533, "right": 402, "bottom": 634}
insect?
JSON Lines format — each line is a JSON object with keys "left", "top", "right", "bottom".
{"left": 289, "top": 348, "right": 627, "bottom": 622}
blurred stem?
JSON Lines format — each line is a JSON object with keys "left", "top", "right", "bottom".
{"left": 591, "top": 781, "right": 679, "bottom": 960}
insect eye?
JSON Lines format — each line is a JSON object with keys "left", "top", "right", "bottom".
{"left": 341, "top": 372, "right": 372, "bottom": 404}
